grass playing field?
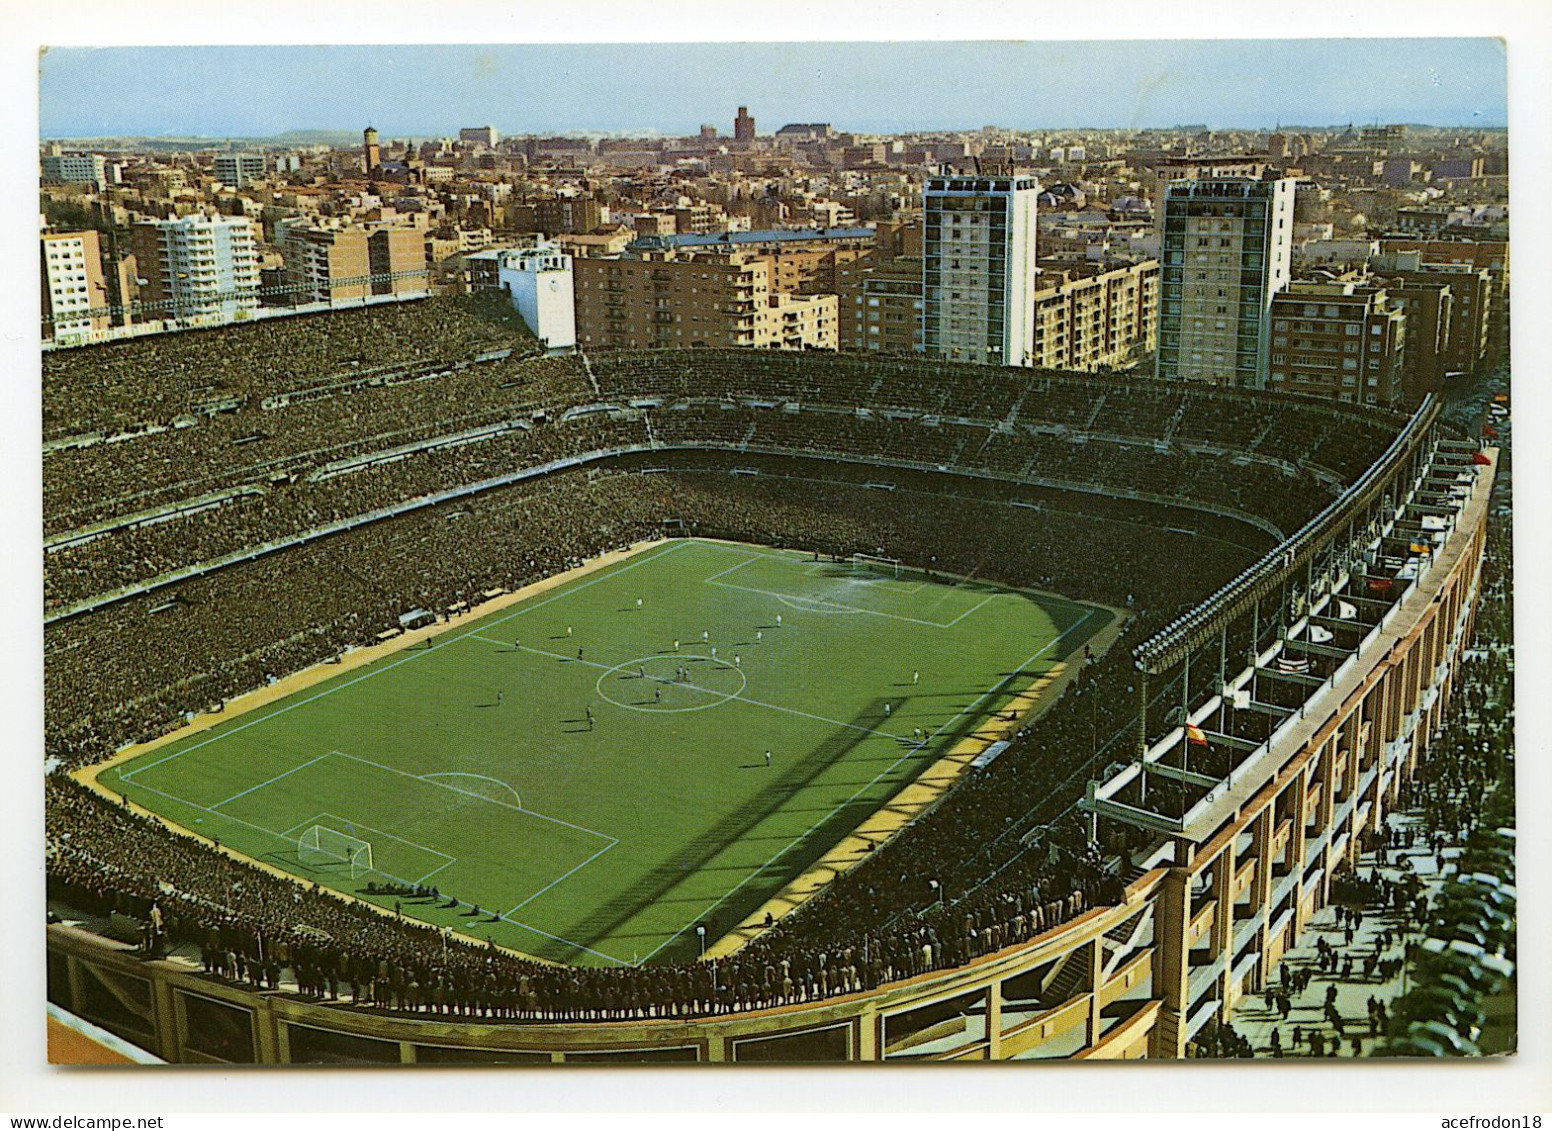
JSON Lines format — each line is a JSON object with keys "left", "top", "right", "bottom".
{"left": 98, "top": 538, "right": 1112, "bottom": 967}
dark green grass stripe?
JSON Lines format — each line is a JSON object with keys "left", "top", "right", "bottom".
{"left": 551, "top": 698, "right": 896, "bottom": 964}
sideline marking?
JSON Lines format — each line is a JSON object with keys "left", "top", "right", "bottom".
{"left": 503, "top": 839, "right": 620, "bottom": 918}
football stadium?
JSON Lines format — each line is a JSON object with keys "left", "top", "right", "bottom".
{"left": 45, "top": 295, "right": 1512, "bottom": 1063}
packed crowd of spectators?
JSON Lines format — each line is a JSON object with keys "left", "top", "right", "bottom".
{"left": 43, "top": 294, "right": 542, "bottom": 441}
{"left": 43, "top": 318, "right": 1427, "bottom": 1024}
{"left": 43, "top": 353, "right": 590, "bottom": 540}
{"left": 590, "top": 351, "right": 1404, "bottom": 480}
{"left": 45, "top": 343, "right": 1405, "bottom": 613}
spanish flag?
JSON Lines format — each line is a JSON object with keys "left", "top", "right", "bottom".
{"left": 1494, "top": 394, "right": 1509, "bottom": 403}
{"left": 1185, "top": 724, "right": 1209, "bottom": 746}
{"left": 1410, "top": 541, "right": 1429, "bottom": 555}
{"left": 1472, "top": 451, "right": 1492, "bottom": 466}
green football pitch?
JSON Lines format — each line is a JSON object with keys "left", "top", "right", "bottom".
{"left": 100, "top": 538, "right": 1112, "bottom": 967}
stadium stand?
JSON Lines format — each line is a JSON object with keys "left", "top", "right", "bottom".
{"left": 43, "top": 315, "right": 1497, "bottom": 1058}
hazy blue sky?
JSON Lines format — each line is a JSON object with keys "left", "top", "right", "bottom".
{"left": 38, "top": 39, "right": 1508, "bottom": 139}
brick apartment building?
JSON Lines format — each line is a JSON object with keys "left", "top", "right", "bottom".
{"left": 1268, "top": 282, "right": 1407, "bottom": 407}
{"left": 573, "top": 250, "right": 835, "bottom": 351}
{"left": 1031, "top": 259, "right": 1159, "bottom": 371}
{"left": 276, "top": 218, "right": 427, "bottom": 303}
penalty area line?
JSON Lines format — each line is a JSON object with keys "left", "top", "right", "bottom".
{"left": 502, "top": 839, "right": 620, "bottom": 918}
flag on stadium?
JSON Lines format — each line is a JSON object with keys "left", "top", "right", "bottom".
{"left": 1338, "top": 600, "right": 1357, "bottom": 620}
{"left": 1310, "top": 624, "right": 1334, "bottom": 644}
{"left": 1482, "top": 425, "right": 1498, "bottom": 439}
{"left": 1472, "top": 450, "right": 1492, "bottom": 466}
{"left": 1494, "top": 393, "right": 1509, "bottom": 403}
{"left": 1368, "top": 577, "right": 1394, "bottom": 593}
{"left": 1185, "top": 724, "right": 1209, "bottom": 746}
{"left": 1275, "top": 654, "right": 1311, "bottom": 674}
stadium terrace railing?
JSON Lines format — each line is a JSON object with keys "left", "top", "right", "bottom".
{"left": 45, "top": 485, "right": 267, "bottom": 553}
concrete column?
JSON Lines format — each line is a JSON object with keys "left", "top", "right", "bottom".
{"left": 150, "top": 972, "right": 180, "bottom": 1063}
{"left": 252, "top": 996, "right": 282, "bottom": 1064}
{"left": 1148, "top": 866, "right": 1192, "bottom": 1060}
{"left": 1289, "top": 769, "right": 1311, "bottom": 934}
{"left": 1252, "top": 809, "right": 1275, "bottom": 913}
{"left": 1344, "top": 702, "right": 1364, "bottom": 802}
{"left": 987, "top": 981, "right": 1003, "bottom": 1059}
{"left": 1087, "top": 937, "right": 1104, "bottom": 1048}
{"left": 64, "top": 954, "right": 83, "bottom": 1019}
{"left": 856, "top": 1008, "right": 879, "bottom": 1061}
{"left": 1209, "top": 847, "right": 1233, "bottom": 959}
{"left": 704, "top": 1033, "right": 728, "bottom": 1063}
{"left": 1316, "top": 737, "right": 1337, "bottom": 834}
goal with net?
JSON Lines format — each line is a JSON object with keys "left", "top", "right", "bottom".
{"left": 297, "top": 824, "right": 374, "bottom": 878}
{"left": 850, "top": 552, "right": 904, "bottom": 579}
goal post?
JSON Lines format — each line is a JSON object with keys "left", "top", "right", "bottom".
{"left": 850, "top": 552, "right": 904, "bottom": 579}
{"left": 297, "top": 824, "right": 374, "bottom": 879}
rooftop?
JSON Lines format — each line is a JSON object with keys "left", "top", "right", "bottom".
{"left": 626, "top": 226, "right": 875, "bottom": 253}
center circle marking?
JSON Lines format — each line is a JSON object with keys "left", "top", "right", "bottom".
{"left": 594, "top": 654, "right": 747, "bottom": 713}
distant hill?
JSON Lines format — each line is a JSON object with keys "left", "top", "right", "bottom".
{"left": 263, "top": 129, "right": 363, "bottom": 146}
{"left": 40, "top": 128, "right": 363, "bottom": 149}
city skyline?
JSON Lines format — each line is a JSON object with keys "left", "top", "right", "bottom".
{"left": 39, "top": 39, "right": 1508, "bottom": 140}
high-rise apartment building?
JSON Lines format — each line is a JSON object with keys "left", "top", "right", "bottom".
{"left": 1377, "top": 237, "right": 1509, "bottom": 363}
{"left": 128, "top": 214, "right": 260, "bottom": 326}
{"left": 1268, "top": 282, "right": 1407, "bottom": 407}
{"left": 277, "top": 218, "right": 428, "bottom": 305}
{"left": 41, "top": 151, "right": 107, "bottom": 189}
{"left": 40, "top": 230, "right": 110, "bottom": 343}
{"left": 837, "top": 252, "right": 923, "bottom": 354}
{"left": 1156, "top": 177, "right": 1295, "bottom": 388}
{"left": 1372, "top": 274, "right": 1453, "bottom": 405}
{"left": 276, "top": 219, "right": 369, "bottom": 303}
{"left": 367, "top": 226, "right": 425, "bottom": 293}
{"left": 835, "top": 220, "right": 925, "bottom": 354}
{"left": 533, "top": 196, "right": 605, "bottom": 235}
{"left": 1378, "top": 259, "right": 1493, "bottom": 380}
{"left": 734, "top": 106, "right": 756, "bottom": 143}
{"left": 213, "top": 153, "right": 268, "bottom": 188}
{"left": 575, "top": 251, "right": 769, "bottom": 350}
{"left": 922, "top": 173, "right": 1040, "bottom": 365}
